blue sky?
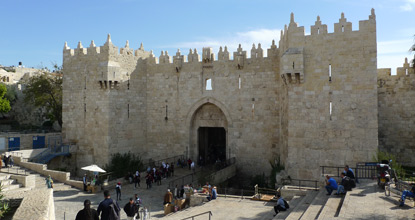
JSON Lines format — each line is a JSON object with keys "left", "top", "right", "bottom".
{"left": 0, "top": 0, "right": 414, "bottom": 73}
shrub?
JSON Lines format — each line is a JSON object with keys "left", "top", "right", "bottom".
{"left": 105, "top": 152, "right": 144, "bottom": 179}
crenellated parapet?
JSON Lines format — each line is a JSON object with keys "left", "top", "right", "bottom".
{"left": 378, "top": 58, "right": 414, "bottom": 80}
{"left": 279, "top": 9, "right": 377, "bottom": 51}
{"left": 63, "top": 34, "right": 152, "bottom": 62}
{"left": 218, "top": 46, "right": 230, "bottom": 61}
{"left": 234, "top": 44, "right": 247, "bottom": 69}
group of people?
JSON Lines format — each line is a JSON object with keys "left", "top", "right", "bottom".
{"left": 1, "top": 154, "right": 13, "bottom": 168}
{"left": 76, "top": 190, "right": 148, "bottom": 220}
{"left": 325, "top": 165, "right": 356, "bottom": 195}
{"left": 145, "top": 162, "right": 175, "bottom": 189}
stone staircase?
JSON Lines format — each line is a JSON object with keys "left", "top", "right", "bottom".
{"left": 0, "top": 165, "right": 72, "bottom": 192}
{"left": 0, "top": 173, "right": 21, "bottom": 192}
{"left": 273, "top": 187, "right": 345, "bottom": 220}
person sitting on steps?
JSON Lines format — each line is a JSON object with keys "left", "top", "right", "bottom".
{"left": 325, "top": 175, "right": 338, "bottom": 195}
{"left": 335, "top": 172, "right": 352, "bottom": 195}
{"left": 273, "top": 194, "right": 287, "bottom": 216}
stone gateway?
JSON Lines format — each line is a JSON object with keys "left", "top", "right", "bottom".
{"left": 62, "top": 9, "right": 414, "bottom": 180}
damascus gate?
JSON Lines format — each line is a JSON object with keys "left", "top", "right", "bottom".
{"left": 62, "top": 9, "right": 414, "bottom": 180}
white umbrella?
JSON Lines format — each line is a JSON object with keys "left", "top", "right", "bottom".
{"left": 81, "top": 164, "right": 106, "bottom": 173}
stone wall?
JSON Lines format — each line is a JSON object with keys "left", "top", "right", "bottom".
{"left": 62, "top": 10, "right": 381, "bottom": 180}
{"left": 280, "top": 11, "right": 378, "bottom": 179}
{"left": 378, "top": 58, "right": 415, "bottom": 166}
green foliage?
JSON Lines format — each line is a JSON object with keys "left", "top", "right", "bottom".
{"left": 372, "top": 150, "right": 405, "bottom": 178}
{"left": 104, "top": 152, "right": 144, "bottom": 179}
{"left": 250, "top": 172, "right": 269, "bottom": 188}
{"left": 23, "top": 71, "right": 62, "bottom": 127}
{"left": 0, "top": 186, "right": 10, "bottom": 218}
{"left": 0, "top": 84, "right": 11, "bottom": 113}
{"left": 269, "top": 156, "right": 285, "bottom": 188}
{"left": 4, "top": 84, "right": 17, "bottom": 103}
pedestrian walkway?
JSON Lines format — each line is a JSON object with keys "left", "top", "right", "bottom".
{"left": 53, "top": 166, "right": 200, "bottom": 219}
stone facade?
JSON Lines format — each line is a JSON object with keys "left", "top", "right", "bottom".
{"left": 378, "top": 58, "right": 415, "bottom": 166}
{"left": 62, "top": 10, "right": 386, "bottom": 179}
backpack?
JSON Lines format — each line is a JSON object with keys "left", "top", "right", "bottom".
{"left": 283, "top": 199, "right": 289, "bottom": 209}
{"left": 109, "top": 200, "right": 120, "bottom": 220}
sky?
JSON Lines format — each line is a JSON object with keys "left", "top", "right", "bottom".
{"left": 0, "top": 0, "right": 414, "bottom": 74}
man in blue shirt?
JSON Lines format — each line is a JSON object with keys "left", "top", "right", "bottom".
{"left": 207, "top": 186, "right": 217, "bottom": 201}
{"left": 325, "top": 175, "right": 338, "bottom": 195}
{"left": 273, "top": 194, "right": 286, "bottom": 216}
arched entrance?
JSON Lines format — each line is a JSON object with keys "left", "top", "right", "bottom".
{"left": 189, "top": 103, "right": 228, "bottom": 165}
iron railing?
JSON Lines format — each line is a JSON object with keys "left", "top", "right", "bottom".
{"left": 30, "top": 145, "right": 71, "bottom": 164}
{"left": 281, "top": 178, "right": 319, "bottom": 190}
{"left": 181, "top": 211, "right": 213, "bottom": 220}
{"left": 168, "top": 157, "right": 236, "bottom": 189}
{"left": 0, "top": 166, "right": 29, "bottom": 175}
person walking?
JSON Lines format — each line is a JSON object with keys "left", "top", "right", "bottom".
{"left": 83, "top": 174, "right": 88, "bottom": 191}
{"left": 97, "top": 190, "right": 120, "bottom": 220}
{"left": 75, "top": 199, "right": 99, "bottom": 220}
{"left": 124, "top": 198, "right": 138, "bottom": 220}
{"left": 134, "top": 171, "right": 140, "bottom": 188}
{"left": 116, "top": 182, "right": 122, "bottom": 201}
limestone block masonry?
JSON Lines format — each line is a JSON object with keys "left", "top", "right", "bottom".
{"left": 62, "top": 9, "right": 403, "bottom": 180}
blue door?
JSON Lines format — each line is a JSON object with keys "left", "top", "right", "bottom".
{"left": 33, "top": 136, "right": 46, "bottom": 149}
{"left": 8, "top": 137, "right": 20, "bottom": 151}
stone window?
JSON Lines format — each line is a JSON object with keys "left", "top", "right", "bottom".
{"left": 128, "top": 104, "right": 130, "bottom": 118}
{"left": 239, "top": 75, "right": 241, "bottom": 89}
{"left": 206, "top": 78, "right": 212, "bottom": 90}
{"left": 342, "top": 25, "right": 344, "bottom": 32}
{"left": 317, "top": 28, "right": 320, "bottom": 35}
{"left": 406, "top": 69, "right": 408, "bottom": 75}
{"left": 329, "top": 64, "right": 332, "bottom": 82}
{"left": 329, "top": 101, "right": 332, "bottom": 120}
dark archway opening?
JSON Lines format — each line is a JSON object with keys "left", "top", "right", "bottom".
{"left": 198, "top": 127, "right": 226, "bottom": 166}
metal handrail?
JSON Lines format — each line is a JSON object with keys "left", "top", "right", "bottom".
{"left": 168, "top": 157, "right": 236, "bottom": 189}
{"left": 281, "top": 178, "right": 319, "bottom": 190}
{"left": 181, "top": 211, "right": 213, "bottom": 220}
{"left": 0, "top": 166, "right": 28, "bottom": 175}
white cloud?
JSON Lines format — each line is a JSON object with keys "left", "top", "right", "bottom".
{"left": 378, "top": 39, "right": 413, "bottom": 55}
{"left": 400, "top": 0, "right": 415, "bottom": 11}
{"left": 170, "top": 29, "right": 281, "bottom": 58}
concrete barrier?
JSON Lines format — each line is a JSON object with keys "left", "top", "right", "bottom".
{"left": 10, "top": 174, "right": 36, "bottom": 188}
{"left": 13, "top": 188, "right": 55, "bottom": 220}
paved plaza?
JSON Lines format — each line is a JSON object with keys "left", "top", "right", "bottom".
{"left": 53, "top": 176, "right": 415, "bottom": 220}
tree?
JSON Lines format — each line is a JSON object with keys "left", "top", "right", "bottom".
{"left": 23, "top": 70, "right": 62, "bottom": 127}
{"left": 0, "top": 84, "right": 11, "bottom": 114}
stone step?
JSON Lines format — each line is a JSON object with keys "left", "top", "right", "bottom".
{"left": 274, "top": 195, "right": 304, "bottom": 219}
{"left": 0, "top": 174, "right": 11, "bottom": 181}
{"left": 1, "top": 178, "right": 16, "bottom": 186}
{"left": 286, "top": 190, "right": 319, "bottom": 220}
{"left": 317, "top": 195, "right": 343, "bottom": 220}
{"left": 2, "top": 183, "right": 21, "bottom": 191}
{"left": 52, "top": 183, "right": 72, "bottom": 191}
{"left": 300, "top": 188, "right": 329, "bottom": 220}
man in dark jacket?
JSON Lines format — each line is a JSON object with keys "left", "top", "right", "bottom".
{"left": 97, "top": 190, "right": 120, "bottom": 220}
{"left": 76, "top": 199, "right": 99, "bottom": 220}
{"left": 124, "top": 198, "right": 139, "bottom": 220}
